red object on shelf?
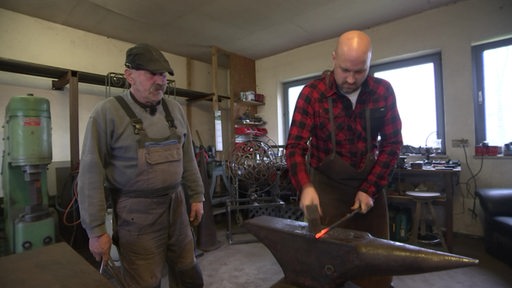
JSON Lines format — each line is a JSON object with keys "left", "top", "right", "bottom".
{"left": 255, "top": 93, "right": 265, "bottom": 102}
{"left": 475, "top": 145, "right": 500, "bottom": 156}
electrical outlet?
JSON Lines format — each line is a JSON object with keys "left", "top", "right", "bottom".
{"left": 452, "top": 138, "right": 469, "bottom": 148}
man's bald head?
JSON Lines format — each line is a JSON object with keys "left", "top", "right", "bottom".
{"left": 331, "top": 30, "right": 373, "bottom": 94}
{"left": 334, "top": 30, "right": 373, "bottom": 66}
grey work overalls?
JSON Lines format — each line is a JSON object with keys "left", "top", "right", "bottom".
{"left": 110, "top": 96, "right": 200, "bottom": 288}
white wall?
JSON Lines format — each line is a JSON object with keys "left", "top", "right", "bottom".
{"left": 0, "top": 8, "right": 225, "bottom": 197}
{"left": 256, "top": 0, "right": 512, "bottom": 235}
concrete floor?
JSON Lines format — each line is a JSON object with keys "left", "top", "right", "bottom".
{"left": 198, "top": 228, "right": 282, "bottom": 288}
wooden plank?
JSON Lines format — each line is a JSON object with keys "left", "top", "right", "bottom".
{"left": 69, "top": 71, "right": 80, "bottom": 170}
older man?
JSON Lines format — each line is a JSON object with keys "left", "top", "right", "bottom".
{"left": 78, "top": 43, "right": 205, "bottom": 287}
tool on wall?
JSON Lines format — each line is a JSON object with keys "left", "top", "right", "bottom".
{"left": 2, "top": 94, "right": 56, "bottom": 254}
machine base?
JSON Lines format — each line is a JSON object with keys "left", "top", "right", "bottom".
{"left": 14, "top": 216, "right": 55, "bottom": 253}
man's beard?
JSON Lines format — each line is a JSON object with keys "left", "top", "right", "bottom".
{"left": 340, "top": 84, "right": 358, "bottom": 94}
{"left": 151, "top": 83, "right": 166, "bottom": 95}
{"left": 146, "top": 84, "right": 165, "bottom": 103}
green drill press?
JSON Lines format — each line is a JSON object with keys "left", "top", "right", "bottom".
{"left": 2, "top": 94, "right": 55, "bottom": 254}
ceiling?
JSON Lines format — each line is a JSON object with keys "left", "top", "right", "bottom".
{"left": 1, "top": 0, "right": 462, "bottom": 63}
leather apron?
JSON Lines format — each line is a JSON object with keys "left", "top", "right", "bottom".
{"left": 312, "top": 97, "right": 389, "bottom": 240}
{"left": 110, "top": 96, "right": 197, "bottom": 288}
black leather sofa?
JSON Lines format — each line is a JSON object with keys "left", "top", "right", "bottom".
{"left": 476, "top": 188, "right": 512, "bottom": 266}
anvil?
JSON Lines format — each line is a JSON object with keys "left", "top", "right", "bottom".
{"left": 244, "top": 216, "right": 478, "bottom": 288}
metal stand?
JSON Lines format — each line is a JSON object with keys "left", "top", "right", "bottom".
{"left": 225, "top": 196, "right": 284, "bottom": 245}
{"left": 406, "top": 191, "right": 448, "bottom": 251}
{"left": 208, "top": 161, "right": 232, "bottom": 215}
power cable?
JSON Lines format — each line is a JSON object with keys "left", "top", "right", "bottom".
{"left": 459, "top": 145, "right": 484, "bottom": 219}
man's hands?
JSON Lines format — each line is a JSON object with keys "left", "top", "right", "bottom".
{"left": 189, "top": 202, "right": 204, "bottom": 226}
{"left": 89, "top": 233, "right": 112, "bottom": 263}
{"left": 351, "top": 191, "right": 374, "bottom": 214}
{"left": 300, "top": 183, "right": 374, "bottom": 216}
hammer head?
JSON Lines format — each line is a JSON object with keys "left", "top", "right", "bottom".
{"left": 305, "top": 204, "right": 322, "bottom": 234}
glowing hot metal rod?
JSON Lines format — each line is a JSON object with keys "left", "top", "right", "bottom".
{"left": 315, "top": 209, "right": 360, "bottom": 239}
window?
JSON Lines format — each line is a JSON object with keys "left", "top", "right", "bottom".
{"left": 282, "top": 75, "right": 321, "bottom": 138}
{"left": 472, "top": 37, "right": 512, "bottom": 147}
{"left": 370, "top": 53, "right": 445, "bottom": 153}
{"left": 282, "top": 55, "right": 444, "bottom": 153}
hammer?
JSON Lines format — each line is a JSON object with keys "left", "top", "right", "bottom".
{"left": 305, "top": 204, "right": 322, "bottom": 234}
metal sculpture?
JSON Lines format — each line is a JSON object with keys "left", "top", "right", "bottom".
{"left": 228, "top": 138, "right": 279, "bottom": 199}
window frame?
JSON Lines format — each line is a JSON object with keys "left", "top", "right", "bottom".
{"left": 369, "top": 53, "right": 446, "bottom": 153}
{"left": 282, "top": 74, "right": 321, "bottom": 139}
{"left": 472, "top": 37, "right": 512, "bottom": 146}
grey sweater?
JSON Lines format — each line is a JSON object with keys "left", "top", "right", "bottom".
{"left": 77, "top": 91, "right": 204, "bottom": 237}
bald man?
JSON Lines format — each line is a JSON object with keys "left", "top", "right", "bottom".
{"left": 285, "top": 30, "right": 402, "bottom": 288}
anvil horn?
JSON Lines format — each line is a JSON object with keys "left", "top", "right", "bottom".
{"left": 244, "top": 216, "right": 479, "bottom": 288}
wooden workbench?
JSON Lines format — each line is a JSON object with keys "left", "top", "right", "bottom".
{"left": 0, "top": 242, "right": 115, "bottom": 287}
{"left": 387, "top": 167, "right": 461, "bottom": 252}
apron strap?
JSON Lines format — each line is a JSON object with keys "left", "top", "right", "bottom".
{"left": 114, "top": 95, "right": 178, "bottom": 134}
{"left": 365, "top": 108, "right": 372, "bottom": 154}
{"left": 327, "top": 97, "right": 336, "bottom": 158}
{"left": 114, "top": 95, "right": 145, "bottom": 135}
{"left": 161, "top": 98, "right": 177, "bottom": 129}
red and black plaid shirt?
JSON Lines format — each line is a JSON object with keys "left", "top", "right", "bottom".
{"left": 285, "top": 72, "right": 402, "bottom": 197}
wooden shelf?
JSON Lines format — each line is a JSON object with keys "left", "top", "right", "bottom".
{"left": 236, "top": 121, "right": 266, "bottom": 126}
{"left": 0, "top": 57, "right": 217, "bottom": 100}
{"left": 235, "top": 99, "right": 265, "bottom": 106}
{"left": 387, "top": 193, "right": 447, "bottom": 205}
{"left": 211, "top": 47, "right": 258, "bottom": 158}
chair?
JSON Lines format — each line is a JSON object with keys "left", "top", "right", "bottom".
{"left": 406, "top": 191, "right": 447, "bottom": 250}
{"left": 475, "top": 187, "right": 512, "bottom": 265}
